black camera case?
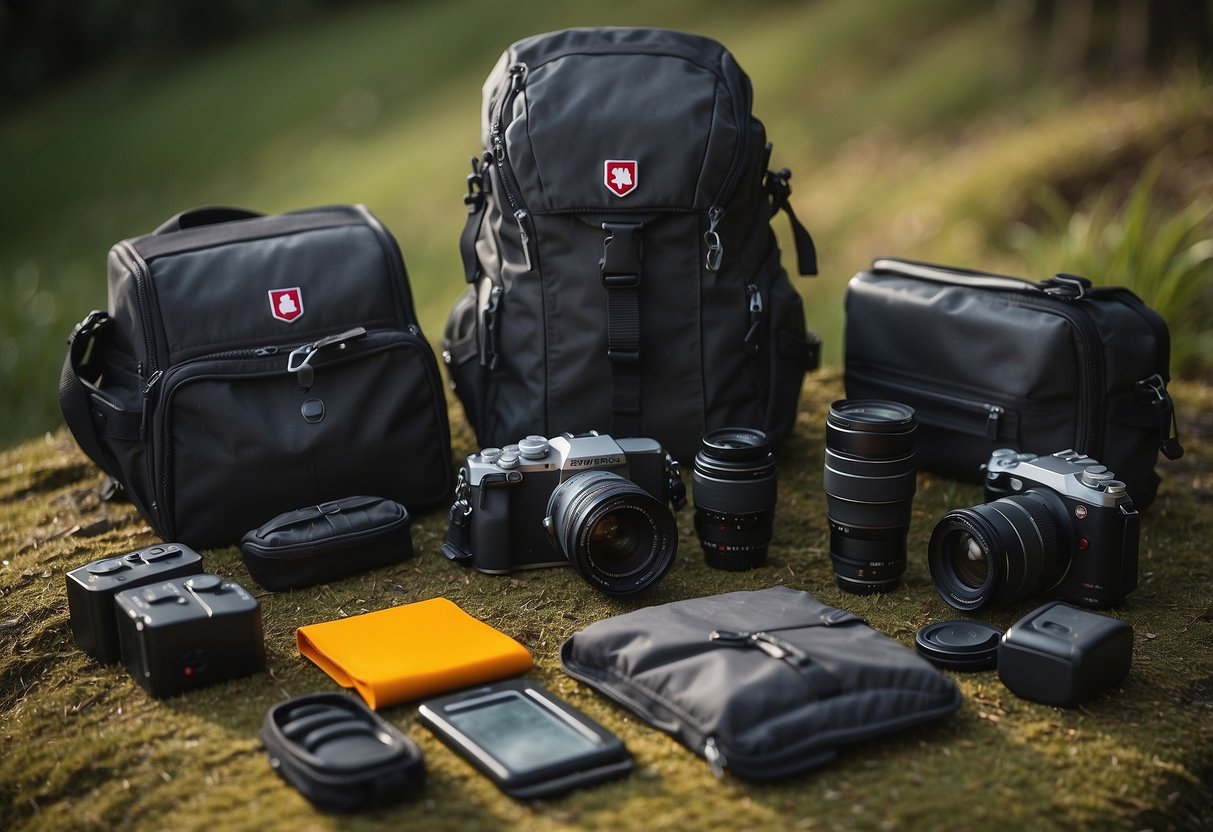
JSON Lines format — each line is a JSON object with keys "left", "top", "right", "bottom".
{"left": 65, "top": 543, "right": 203, "bottom": 664}
{"left": 240, "top": 496, "right": 413, "bottom": 591}
{"left": 114, "top": 574, "right": 265, "bottom": 698}
{"left": 998, "top": 601, "right": 1132, "bottom": 706}
{"left": 261, "top": 692, "right": 425, "bottom": 812}
{"left": 845, "top": 258, "right": 1182, "bottom": 508}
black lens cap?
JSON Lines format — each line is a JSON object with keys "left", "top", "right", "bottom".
{"left": 915, "top": 620, "right": 1002, "bottom": 671}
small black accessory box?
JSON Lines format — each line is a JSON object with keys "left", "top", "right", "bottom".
{"left": 66, "top": 543, "right": 203, "bottom": 664}
{"left": 262, "top": 692, "right": 425, "bottom": 812}
{"left": 998, "top": 601, "right": 1132, "bottom": 707}
{"left": 845, "top": 258, "right": 1182, "bottom": 508}
{"left": 114, "top": 574, "right": 265, "bottom": 698}
{"left": 561, "top": 585, "right": 961, "bottom": 780}
{"left": 240, "top": 496, "right": 412, "bottom": 591}
{"left": 59, "top": 205, "right": 452, "bottom": 549}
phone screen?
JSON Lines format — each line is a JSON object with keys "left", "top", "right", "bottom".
{"left": 446, "top": 693, "right": 600, "bottom": 772}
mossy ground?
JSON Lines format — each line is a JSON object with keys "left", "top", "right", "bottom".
{"left": 2, "top": 371, "right": 1210, "bottom": 832}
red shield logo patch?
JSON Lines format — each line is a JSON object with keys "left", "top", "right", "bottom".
{"left": 268, "top": 287, "right": 304, "bottom": 323}
{"left": 604, "top": 160, "right": 638, "bottom": 198}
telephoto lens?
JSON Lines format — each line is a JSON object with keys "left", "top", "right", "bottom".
{"left": 823, "top": 400, "right": 918, "bottom": 594}
{"left": 692, "top": 428, "right": 778, "bottom": 571}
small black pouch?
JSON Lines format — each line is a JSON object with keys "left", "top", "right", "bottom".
{"left": 560, "top": 586, "right": 961, "bottom": 780}
{"left": 845, "top": 258, "right": 1183, "bottom": 508}
{"left": 262, "top": 692, "right": 425, "bottom": 812}
{"left": 240, "top": 495, "right": 412, "bottom": 591}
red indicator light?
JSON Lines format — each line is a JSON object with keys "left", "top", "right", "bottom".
{"left": 1078, "top": 538, "right": 1090, "bottom": 551}
{"left": 183, "top": 666, "right": 194, "bottom": 677}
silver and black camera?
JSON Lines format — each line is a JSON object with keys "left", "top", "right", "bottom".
{"left": 442, "top": 432, "right": 685, "bottom": 595}
{"left": 928, "top": 449, "right": 1140, "bottom": 611}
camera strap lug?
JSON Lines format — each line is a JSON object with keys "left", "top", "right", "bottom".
{"left": 665, "top": 453, "right": 686, "bottom": 510}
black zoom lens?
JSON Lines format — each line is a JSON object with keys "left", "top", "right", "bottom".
{"left": 928, "top": 490, "right": 1070, "bottom": 612}
{"left": 545, "top": 470, "right": 677, "bottom": 595}
{"left": 692, "top": 428, "right": 777, "bottom": 571}
{"left": 823, "top": 400, "right": 917, "bottom": 594}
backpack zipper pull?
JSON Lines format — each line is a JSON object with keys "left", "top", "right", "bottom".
{"left": 138, "top": 370, "right": 163, "bottom": 441}
{"left": 514, "top": 209, "right": 533, "bottom": 271}
{"left": 1139, "top": 373, "right": 1184, "bottom": 459}
{"left": 744, "top": 284, "right": 763, "bottom": 355}
{"left": 704, "top": 206, "right": 725, "bottom": 272}
{"left": 985, "top": 404, "right": 1004, "bottom": 440}
{"left": 286, "top": 327, "right": 367, "bottom": 374}
{"left": 703, "top": 737, "right": 727, "bottom": 778}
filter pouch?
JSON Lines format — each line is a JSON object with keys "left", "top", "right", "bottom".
{"left": 560, "top": 585, "right": 961, "bottom": 780}
{"left": 240, "top": 495, "right": 412, "bottom": 591}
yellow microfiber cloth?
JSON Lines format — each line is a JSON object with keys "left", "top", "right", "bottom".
{"left": 296, "top": 597, "right": 533, "bottom": 709}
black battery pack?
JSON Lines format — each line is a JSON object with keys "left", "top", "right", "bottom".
{"left": 998, "top": 601, "right": 1132, "bottom": 706}
{"left": 114, "top": 574, "right": 265, "bottom": 698}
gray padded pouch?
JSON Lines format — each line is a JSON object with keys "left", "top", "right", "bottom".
{"left": 560, "top": 585, "right": 961, "bottom": 780}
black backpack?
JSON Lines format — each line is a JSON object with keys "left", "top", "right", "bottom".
{"left": 59, "top": 206, "right": 452, "bottom": 549}
{"left": 443, "top": 28, "right": 819, "bottom": 462}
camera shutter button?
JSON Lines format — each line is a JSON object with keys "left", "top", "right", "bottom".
{"left": 518, "top": 435, "right": 549, "bottom": 459}
{"left": 480, "top": 447, "right": 502, "bottom": 464}
{"left": 1080, "top": 467, "right": 1113, "bottom": 488}
{"left": 497, "top": 450, "right": 520, "bottom": 469}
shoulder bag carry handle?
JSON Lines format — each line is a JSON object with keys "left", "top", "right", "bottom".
{"left": 152, "top": 206, "right": 263, "bottom": 235}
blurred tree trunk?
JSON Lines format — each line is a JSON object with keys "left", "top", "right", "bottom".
{"left": 1027, "top": 0, "right": 1213, "bottom": 81}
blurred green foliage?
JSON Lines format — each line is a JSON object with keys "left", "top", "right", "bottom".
{"left": 1010, "top": 160, "right": 1213, "bottom": 375}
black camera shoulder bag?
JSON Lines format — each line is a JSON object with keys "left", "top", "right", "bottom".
{"left": 59, "top": 205, "right": 452, "bottom": 549}
{"left": 845, "top": 258, "right": 1182, "bottom": 508}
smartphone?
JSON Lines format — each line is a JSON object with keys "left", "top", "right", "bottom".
{"left": 417, "top": 678, "right": 633, "bottom": 799}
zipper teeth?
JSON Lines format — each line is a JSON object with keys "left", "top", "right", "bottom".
{"left": 156, "top": 330, "right": 441, "bottom": 537}
{"left": 119, "top": 242, "right": 159, "bottom": 375}
{"left": 868, "top": 268, "right": 1105, "bottom": 453}
{"left": 491, "top": 67, "right": 527, "bottom": 216}
{"left": 532, "top": 206, "right": 698, "bottom": 216}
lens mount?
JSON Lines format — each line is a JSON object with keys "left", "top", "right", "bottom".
{"left": 546, "top": 470, "right": 676, "bottom": 595}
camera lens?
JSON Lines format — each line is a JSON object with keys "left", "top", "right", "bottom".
{"left": 692, "top": 427, "right": 777, "bottom": 571}
{"left": 545, "top": 470, "right": 677, "bottom": 595}
{"left": 928, "top": 490, "right": 1070, "bottom": 611}
{"left": 823, "top": 400, "right": 917, "bottom": 594}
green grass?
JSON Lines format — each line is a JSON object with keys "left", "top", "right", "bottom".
{"left": 1006, "top": 158, "right": 1213, "bottom": 374}
{"left": 1, "top": 372, "right": 1211, "bottom": 831}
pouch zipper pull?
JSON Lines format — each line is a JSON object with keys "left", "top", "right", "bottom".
{"left": 704, "top": 206, "right": 725, "bottom": 272}
{"left": 703, "top": 737, "right": 727, "bottom": 779}
{"left": 709, "top": 629, "right": 811, "bottom": 667}
{"left": 985, "top": 404, "right": 1004, "bottom": 440}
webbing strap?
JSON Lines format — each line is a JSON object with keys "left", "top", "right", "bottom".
{"left": 58, "top": 311, "right": 138, "bottom": 478}
{"left": 600, "top": 222, "right": 644, "bottom": 437}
